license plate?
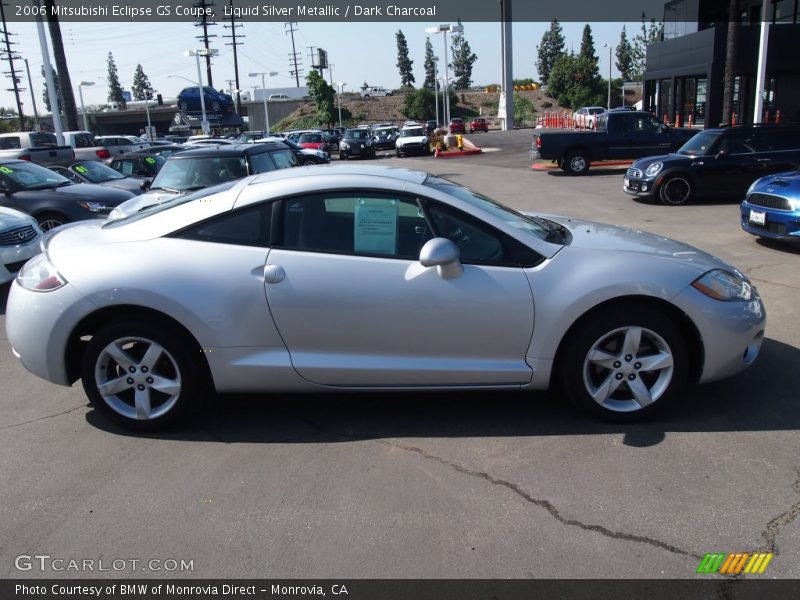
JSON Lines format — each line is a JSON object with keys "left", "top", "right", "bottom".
{"left": 749, "top": 209, "right": 766, "bottom": 225}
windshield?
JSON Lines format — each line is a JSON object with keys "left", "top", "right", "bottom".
{"left": 589, "top": 108, "right": 605, "bottom": 115}
{"left": 375, "top": 128, "right": 394, "bottom": 136}
{"left": 424, "top": 176, "right": 555, "bottom": 243}
{"left": 0, "top": 161, "right": 71, "bottom": 190}
{"left": 677, "top": 131, "right": 720, "bottom": 156}
{"left": 345, "top": 129, "right": 369, "bottom": 140}
{"left": 72, "top": 161, "right": 124, "bottom": 182}
{"left": 400, "top": 128, "right": 424, "bottom": 138}
{"left": 150, "top": 156, "right": 248, "bottom": 191}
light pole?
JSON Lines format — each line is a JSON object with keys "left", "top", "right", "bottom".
{"left": 143, "top": 88, "right": 157, "bottom": 141}
{"left": 78, "top": 81, "right": 94, "bottom": 132}
{"left": 603, "top": 43, "right": 612, "bottom": 109}
{"left": 426, "top": 24, "right": 462, "bottom": 126}
{"left": 432, "top": 56, "right": 439, "bottom": 125}
{"left": 23, "top": 59, "right": 40, "bottom": 130}
{"left": 335, "top": 82, "right": 345, "bottom": 128}
{"left": 249, "top": 71, "right": 278, "bottom": 134}
{"left": 185, "top": 48, "right": 218, "bottom": 135}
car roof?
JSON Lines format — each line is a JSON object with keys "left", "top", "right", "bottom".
{"left": 250, "top": 163, "right": 428, "bottom": 187}
{"left": 167, "top": 142, "right": 286, "bottom": 158}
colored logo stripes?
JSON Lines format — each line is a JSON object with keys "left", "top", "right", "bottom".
{"left": 696, "top": 552, "right": 773, "bottom": 574}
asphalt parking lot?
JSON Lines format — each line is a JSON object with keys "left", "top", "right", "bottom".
{"left": 2, "top": 130, "right": 799, "bottom": 580}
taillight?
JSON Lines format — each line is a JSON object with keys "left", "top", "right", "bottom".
{"left": 19, "top": 154, "right": 31, "bottom": 161}
{"left": 536, "top": 137, "right": 542, "bottom": 148}
{"left": 96, "top": 149, "right": 111, "bottom": 159}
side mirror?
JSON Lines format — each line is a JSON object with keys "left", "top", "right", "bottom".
{"left": 715, "top": 149, "right": 728, "bottom": 160}
{"left": 420, "top": 237, "right": 463, "bottom": 279}
{"left": 140, "top": 179, "right": 152, "bottom": 192}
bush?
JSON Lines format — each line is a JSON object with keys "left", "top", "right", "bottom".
{"left": 542, "top": 101, "right": 553, "bottom": 109}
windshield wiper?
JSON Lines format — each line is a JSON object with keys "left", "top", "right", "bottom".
{"left": 147, "top": 186, "right": 181, "bottom": 193}
{"left": 182, "top": 185, "right": 209, "bottom": 191}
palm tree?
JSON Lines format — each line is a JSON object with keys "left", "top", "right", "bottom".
{"left": 44, "top": 0, "right": 79, "bottom": 130}
{"left": 720, "top": 0, "right": 738, "bottom": 126}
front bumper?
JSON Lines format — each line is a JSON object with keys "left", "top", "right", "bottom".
{"left": 740, "top": 200, "right": 800, "bottom": 240}
{"left": 340, "top": 145, "right": 373, "bottom": 158}
{"left": 671, "top": 283, "right": 766, "bottom": 383}
{"left": 397, "top": 143, "right": 429, "bottom": 155}
{"left": 623, "top": 174, "right": 658, "bottom": 197}
{"left": 0, "top": 237, "right": 41, "bottom": 285}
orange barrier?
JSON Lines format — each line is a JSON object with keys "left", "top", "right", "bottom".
{"left": 688, "top": 112, "right": 694, "bottom": 127}
{"left": 663, "top": 113, "right": 668, "bottom": 124}
{"left": 675, "top": 113, "right": 681, "bottom": 128}
{"left": 776, "top": 109, "right": 781, "bottom": 124}
{"left": 732, "top": 112, "right": 737, "bottom": 125}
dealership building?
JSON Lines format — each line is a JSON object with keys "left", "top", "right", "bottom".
{"left": 644, "top": 0, "right": 800, "bottom": 127}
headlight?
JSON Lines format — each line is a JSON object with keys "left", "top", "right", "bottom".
{"left": 691, "top": 269, "right": 752, "bottom": 301}
{"left": 340, "top": 142, "right": 350, "bottom": 150}
{"left": 422, "top": 137, "right": 429, "bottom": 144}
{"left": 17, "top": 253, "right": 68, "bottom": 292}
{"left": 645, "top": 162, "right": 663, "bottom": 177}
{"left": 77, "top": 200, "right": 112, "bottom": 213}
{"left": 746, "top": 180, "right": 759, "bottom": 196}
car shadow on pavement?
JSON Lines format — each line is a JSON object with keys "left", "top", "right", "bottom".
{"left": 86, "top": 337, "right": 800, "bottom": 448}
{"left": 545, "top": 168, "right": 629, "bottom": 177}
{"left": 756, "top": 238, "right": 800, "bottom": 255}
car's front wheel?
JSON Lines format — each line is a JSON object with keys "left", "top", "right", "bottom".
{"left": 558, "top": 305, "right": 687, "bottom": 421}
{"left": 658, "top": 175, "right": 694, "bottom": 205}
{"left": 81, "top": 320, "right": 206, "bottom": 430}
{"left": 36, "top": 212, "right": 68, "bottom": 231}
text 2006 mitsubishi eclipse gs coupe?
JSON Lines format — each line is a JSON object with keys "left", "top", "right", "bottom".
{"left": 6, "top": 165, "right": 765, "bottom": 431}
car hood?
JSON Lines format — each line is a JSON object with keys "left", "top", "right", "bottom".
{"left": 108, "top": 188, "right": 182, "bottom": 219}
{"left": 0, "top": 206, "right": 35, "bottom": 228}
{"left": 631, "top": 153, "right": 692, "bottom": 169}
{"left": 534, "top": 214, "right": 732, "bottom": 274}
{"left": 397, "top": 136, "right": 428, "bottom": 144}
{"left": 99, "top": 177, "right": 146, "bottom": 195}
{"left": 751, "top": 170, "right": 800, "bottom": 193}
{"left": 13, "top": 183, "right": 134, "bottom": 203}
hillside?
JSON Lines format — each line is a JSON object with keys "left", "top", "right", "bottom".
{"left": 274, "top": 89, "right": 566, "bottom": 130}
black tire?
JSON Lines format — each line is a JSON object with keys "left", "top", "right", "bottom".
{"left": 302, "top": 158, "right": 316, "bottom": 166}
{"left": 36, "top": 212, "right": 69, "bottom": 231}
{"left": 340, "top": 153, "right": 347, "bottom": 160}
{"left": 81, "top": 320, "right": 207, "bottom": 431}
{"left": 179, "top": 100, "right": 188, "bottom": 111}
{"left": 658, "top": 174, "right": 694, "bottom": 205}
{"left": 563, "top": 150, "right": 590, "bottom": 175}
{"left": 396, "top": 150, "right": 402, "bottom": 158}
{"left": 557, "top": 305, "right": 688, "bottom": 422}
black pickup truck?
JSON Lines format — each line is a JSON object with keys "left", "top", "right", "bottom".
{"left": 530, "top": 110, "right": 699, "bottom": 175}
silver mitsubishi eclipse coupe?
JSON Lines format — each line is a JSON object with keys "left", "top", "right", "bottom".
{"left": 5, "top": 165, "right": 765, "bottom": 430}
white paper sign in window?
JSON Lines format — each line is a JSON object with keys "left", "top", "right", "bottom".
{"left": 354, "top": 198, "right": 398, "bottom": 255}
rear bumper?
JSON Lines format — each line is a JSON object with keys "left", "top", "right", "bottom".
{"left": 740, "top": 200, "right": 800, "bottom": 240}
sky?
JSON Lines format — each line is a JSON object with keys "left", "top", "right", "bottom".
{"left": 0, "top": 20, "right": 642, "bottom": 111}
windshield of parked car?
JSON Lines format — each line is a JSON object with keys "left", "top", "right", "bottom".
{"left": 0, "top": 161, "right": 72, "bottom": 190}
{"left": 150, "top": 156, "right": 248, "bottom": 192}
{"left": 677, "top": 131, "right": 721, "bottom": 156}
{"left": 400, "top": 128, "right": 425, "bottom": 138}
{"left": 375, "top": 128, "right": 394, "bottom": 137}
{"left": 345, "top": 129, "right": 369, "bottom": 140}
{"left": 72, "top": 161, "right": 125, "bottom": 182}
{"left": 425, "top": 175, "right": 564, "bottom": 244}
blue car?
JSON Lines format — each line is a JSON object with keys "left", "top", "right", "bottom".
{"left": 177, "top": 86, "right": 234, "bottom": 114}
{"left": 741, "top": 171, "right": 800, "bottom": 241}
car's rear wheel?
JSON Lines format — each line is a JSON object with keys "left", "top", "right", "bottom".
{"left": 81, "top": 320, "right": 205, "bottom": 431}
{"left": 658, "top": 175, "right": 694, "bottom": 205}
{"left": 563, "top": 150, "right": 590, "bottom": 175}
{"left": 36, "top": 212, "right": 69, "bottom": 231}
{"left": 558, "top": 306, "right": 687, "bottom": 421}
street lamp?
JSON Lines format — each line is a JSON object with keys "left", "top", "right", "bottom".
{"left": 425, "top": 24, "right": 462, "bottom": 126}
{"left": 603, "top": 43, "right": 612, "bottom": 110}
{"left": 143, "top": 88, "right": 157, "bottom": 141}
{"left": 249, "top": 71, "right": 278, "bottom": 134}
{"left": 432, "top": 56, "right": 440, "bottom": 126}
{"left": 335, "top": 82, "right": 345, "bottom": 128}
{"left": 185, "top": 48, "right": 218, "bottom": 135}
{"left": 77, "top": 81, "right": 94, "bottom": 132}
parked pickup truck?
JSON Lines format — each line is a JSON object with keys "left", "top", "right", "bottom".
{"left": 0, "top": 131, "right": 75, "bottom": 167}
{"left": 62, "top": 131, "right": 116, "bottom": 162}
{"left": 530, "top": 110, "right": 698, "bottom": 175}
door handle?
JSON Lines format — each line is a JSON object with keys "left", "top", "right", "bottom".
{"left": 756, "top": 158, "right": 771, "bottom": 162}
{"left": 263, "top": 264, "right": 285, "bottom": 284}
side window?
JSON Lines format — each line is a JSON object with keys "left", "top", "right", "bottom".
{"left": 0, "top": 137, "right": 20, "bottom": 149}
{"left": 119, "top": 161, "right": 135, "bottom": 176}
{"left": 177, "top": 204, "right": 271, "bottom": 247}
{"left": 426, "top": 202, "right": 506, "bottom": 263}
{"left": 270, "top": 149, "right": 299, "bottom": 169}
{"left": 719, "top": 133, "right": 757, "bottom": 154}
{"left": 248, "top": 151, "right": 276, "bottom": 174}
{"left": 280, "top": 194, "right": 430, "bottom": 259}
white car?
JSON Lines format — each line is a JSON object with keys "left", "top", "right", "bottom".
{"left": 395, "top": 126, "right": 431, "bottom": 158}
{"left": 0, "top": 207, "right": 42, "bottom": 284}
{"left": 572, "top": 106, "right": 606, "bottom": 129}
{"left": 360, "top": 87, "right": 392, "bottom": 98}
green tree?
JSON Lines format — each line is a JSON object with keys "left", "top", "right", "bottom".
{"left": 423, "top": 37, "right": 436, "bottom": 91}
{"left": 395, "top": 30, "right": 415, "bottom": 88}
{"left": 40, "top": 65, "right": 61, "bottom": 113}
{"left": 536, "top": 19, "right": 565, "bottom": 85}
{"left": 579, "top": 24, "right": 597, "bottom": 65}
{"left": 450, "top": 21, "right": 477, "bottom": 90}
{"left": 615, "top": 26, "right": 634, "bottom": 81}
{"left": 402, "top": 88, "right": 435, "bottom": 120}
{"left": 306, "top": 70, "right": 336, "bottom": 127}
{"left": 106, "top": 52, "right": 126, "bottom": 109}
{"left": 547, "top": 53, "right": 605, "bottom": 109}
{"left": 630, "top": 13, "right": 663, "bottom": 81}
{"left": 131, "top": 64, "right": 153, "bottom": 100}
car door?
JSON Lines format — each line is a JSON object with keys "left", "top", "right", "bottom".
{"left": 263, "top": 191, "right": 535, "bottom": 386}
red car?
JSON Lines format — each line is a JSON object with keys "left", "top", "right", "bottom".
{"left": 469, "top": 117, "right": 488, "bottom": 133}
{"left": 297, "top": 132, "right": 329, "bottom": 153}
{"left": 448, "top": 118, "right": 466, "bottom": 134}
